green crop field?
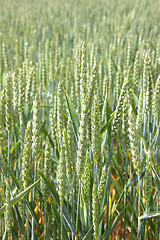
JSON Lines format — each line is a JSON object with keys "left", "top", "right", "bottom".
{"left": 0, "top": 0, "right": 160, "bottom": 239}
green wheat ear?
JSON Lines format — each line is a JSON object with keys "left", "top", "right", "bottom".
{"left": 112, "top": 76, "right": 128, "bottom": 136}
{"left": 42, "top": 142, "right": 51, "bottom": 206}
{"left": 12, "top": 72, "right": 19, "bottom": 122}
{"left": 77, "top": 98, "right": 88, "bottom": 179}
{"left": 80, "top": 41, "right": 87, "bottom": 105}
{"left": 2, "top": 42, "right": 8, "bottom": 71}
{"left": 82, "top": 150, "right": 91, "bottom": 208}
{"left": 92, "top": 181, "right": 99, "bottom": 240}
{"left": 18, "top": 68, "right": 25, "bottom": 115}
{"left": 108, "top": 44, "right": 113, "bottom": 106}
{"left": 5, "top": 74, "right": 12, "bottom": 136}
{"left": 57, "top": 80, "right": 64, "bottom": 136}
{"left": 21, "top": 121, "right": 32, "bottom": 189}
{"left": 65, "top": 57, "right": 71, "bottom": 94}
{"left": 86, "top": 57, "right": 97, "bottom": 145}
{"left": 122, "top": 94, "right": 130, "bottom": 153}
{"left": 133, "top": 51, "right": 139, "bottom": 91}
{"left": 116, "top": 58, "right": 122, "bottom": 100}
{"left": 32, "top": 94, "right": 40, "bottom": 161}
{"left": 143, "top": 53, "right": 150, "bottom": 102}
{"left": 74, "top": 43, "right": 81, "bottom": 113}
{"left": 58, "top": 130, "right": 66, "bottom": 207}
{"left": 66, "top": 118, "right": 76, "bottom": 190}
{"left": 5, "top": 178, "right": 12, "bottom": 239}
{"left": 145, "top": 150, "right": 152, "bottom": 208}
{"left": 98, "top": 165, "right": 107, "bottom": 204}
{"left": 152, "top": 75, "right": 160, "bottom": 118}
{"left": 136, "top": 90, "right": 143, "bottom": 136}
{"left": 145, "top": 52, "right": 152, "bottom": 115}
{"left": 26, "top": 64, "right": 34, "bottom": 112}
{"left": 64, "top": 127, "right": 72, "bottom": 189}
{"left": 92, "top": 95, "right": 101, "bottom": 175}
{"left": 128, "top": 106, "right": 140, "bottom": 174}
{"left": 0, "top": 90, "right": 4, "bottom": 154}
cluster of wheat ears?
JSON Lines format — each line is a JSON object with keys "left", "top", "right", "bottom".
{"left": 0, "top": 0, "right": 160, "bottom": 239}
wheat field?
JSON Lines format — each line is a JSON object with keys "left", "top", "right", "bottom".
{"left": 0, "top": 0, "right": 160, "bottom": 239}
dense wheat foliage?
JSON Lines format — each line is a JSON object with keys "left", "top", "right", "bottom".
{"left": 1, "top": 0, "right": 160, "bottom": 239}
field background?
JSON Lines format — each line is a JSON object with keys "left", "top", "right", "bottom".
{"left": 0, "top": 0, "right": 160, "bottom": 239}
